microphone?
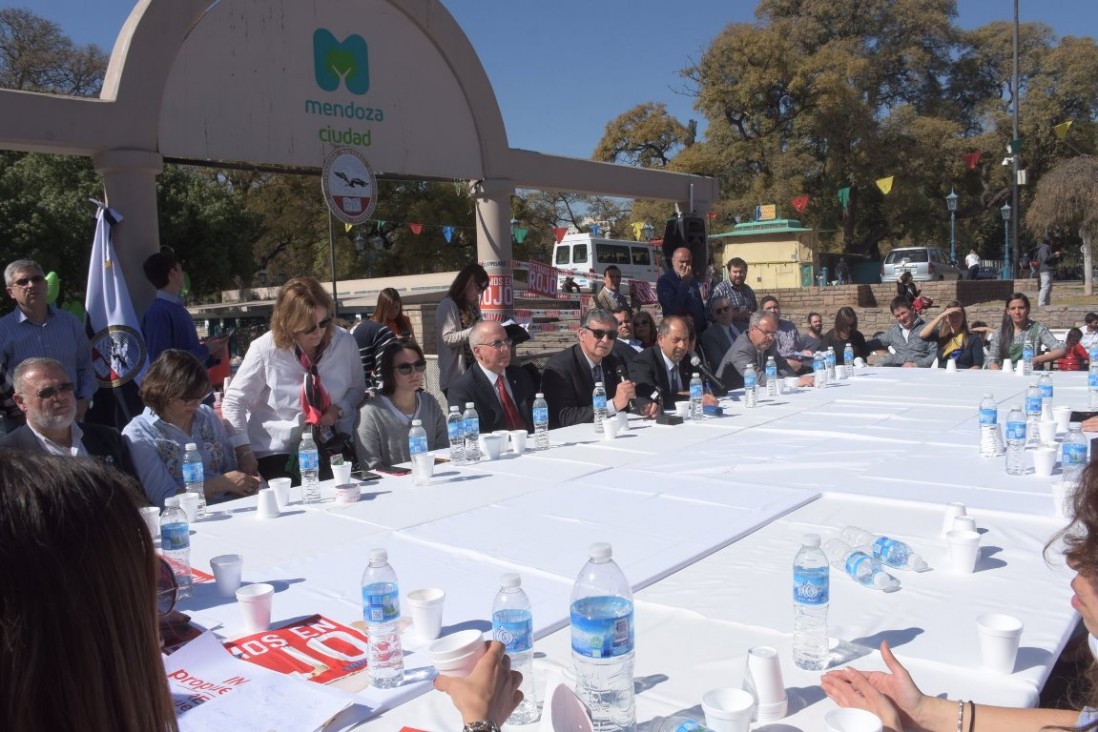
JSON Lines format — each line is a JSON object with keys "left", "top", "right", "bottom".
{"left": 690, "top": 354, "right": 725, "bottom": 393}
{"left": 615, "top": 364, "right": 637, "bottom": 413}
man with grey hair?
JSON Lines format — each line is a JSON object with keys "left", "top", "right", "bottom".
{"left": 446, "top": 320, "right": 537, "bottom": 433}
{"left": 0, "top": 259, "right": 96, "bottom": 431}
{"left": 542, "top": 308, "right": 646, "bottom": 428}
{"left": 0, "top": 357, "right": 134, "bottom": 475}
{"left": 717, "top": 311, "right": 813, "bottom": 391}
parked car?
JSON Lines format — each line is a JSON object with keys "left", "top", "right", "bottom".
{"left": 880, "top": 247, "right": 963, "bottom": 282}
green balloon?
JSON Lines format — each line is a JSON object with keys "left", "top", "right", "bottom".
{"left": 182, "top": 270, "right": 191, "bottom": 298}
{"left": 45, "top": 271, "right": 60, "bottom": 305}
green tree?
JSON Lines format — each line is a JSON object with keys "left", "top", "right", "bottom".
{"left": 594, "top": 102, "right": 694, "bottom": 168}
{"left": 0, "top": 7, "right": 107, "bottom": 96}
{"left": 1025, "top": 155, "right": 1098, "bottom": 295}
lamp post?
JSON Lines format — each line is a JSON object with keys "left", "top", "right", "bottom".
{"left": 945, "top": 189, "right": 958, "bottom": 264}
{"left": 1000, "top": 202, "right": 1012, "bottom": 280}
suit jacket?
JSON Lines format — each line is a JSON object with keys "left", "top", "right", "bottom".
{"left": 541, "top": 345, "right": 624, "bottom": 429}
{"left": 700, "top": 323, "right": 739, "bottom": 378}
{"left": 446, "top": 363, "right": 536, "bottom": 434}
{"left": 715, "top": 332, "right": 796, "bottom": 391}
{"left": 595, "top": 287, "right": 632, "bottom": 316}
{"left": 611, "top": 338, "right": 642, "bottom": 375}
{"left": 0, "top": 422, "right": 137, "bottom": 478}
{"left": 630, "top": 346, "right": 690, "bottom": 411}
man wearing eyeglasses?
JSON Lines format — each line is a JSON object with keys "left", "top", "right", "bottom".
{"left": 716, "top": 312, "right": 813, "bottom": 391}
{"left": 447, "top": 321, "right": 537, "bottom": 434}
{"left": 0, "top": 357, "right": 135, "bottom": 475}
{"left": 543, "top": 309, "right": 650, "bottom": 428}
{"left": 0, "top": 259, "right": 96, "bottom": 431}
{"left": 699, "top": 295, "right": 740, "bottom": 374}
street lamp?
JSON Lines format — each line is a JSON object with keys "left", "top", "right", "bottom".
{"left": 1000, "top": 202, "right": 1012, "bottom": 280}
{"left": 945, "top": 189, "right": 958, "bottom": 264}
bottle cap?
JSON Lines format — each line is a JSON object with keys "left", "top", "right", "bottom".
{"left": 450, "top": 405, "right": 459, "bottom": 412}
{"left": 185, "top": 442, "right": 197, "bottom": 451}
{"left": 588, "top": 542, "right": 612, "bottom": 560}
{"left": 368, "top": 548, "right": 388, "bottom": 565}
{"left": 165, "top": 496, "right": 181, "bottom": 508}
{"left": 411, "top": 419, "right": 422, "bottom": 426}
{"left": 535, "top": 392, "right": 544, "bottom": 398}
{"left": 499, "top": 572, "right": 521, "bottom": 589}
{"left": 595, "top": 381, "right": 604, "bottom": 387}
{"left": 465, "top": 402, "right": 475, "bottom": 409}
{"left": 802, "top": 533, "right": 821, "bottom": 548}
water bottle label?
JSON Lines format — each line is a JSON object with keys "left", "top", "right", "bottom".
{"left": 871, "top": 537, "right": 907, "bottom": 567}
{"left": 1090, "top": 372, "right": 1098, "bottom": 389}
{"left": 1006, "top": 421, "right": 1026, "bottom": 440}
{"left": 766, "top": 366, "right": 777, "bottom": 378}
{"left": 792, "top": 568, "right": 829, "bottom": 605}
{"left": 362, "top": 582, "right": 400, "bottom": 623}
{"left": 1064, "top": 443, "right": 1088, "bottom": 467}
{"left": 979, "top": 408, "right": 997, "bottom": 426}
{"left": 493, "top": 610, "right": 533, "bottom": 653}
{"left": 593, "top": 394, "right": 607, "bottom": 410}
{"left": 182, "top": 461, "right": 203, "bottom": 484}
{"left": 1025, "top": 396, "right": 1042, "bottom": 414}
{"left": 845, "top": 551, "right": 873, "bottom": 578}
{"left": 826, "top": 353, "right": 836, "bottom": 367}
{"left": 533, "top": 406, "right": 549, "bottom": 425}
{"left": 570, "top": 598, "right": 634, "bottom": 658}
{"left": 447, "top": 421, "right": 463, "bottom": 441}
{"left": 1023, "top": 346, "right": 1034, "bottom": 358}
{"left": 464, "top": 417, "right": 479, "bottom": 436}
{"left": 745, "top": 374, "right": 757, "bottom": 389}
{"left": 299, "top": 449, "right": 319, "bottom": 471}
{"left": 409, "top": 436, "right": 428, "bottom": 455}
{"left": 844, "top": 348, "right": 853, "bottom": 360}
{"left": 161, "top": 522, "right": 190, "bottom": 551}
{"left": 1040, "top": 384, "right": 1053, "bottom": 398}
{"left": 690, "top": 383, "right": 703, "bottom": 400}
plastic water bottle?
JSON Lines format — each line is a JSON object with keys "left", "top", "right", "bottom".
{"left": 839, "top": 527, "right": 928, "bottom": 571}
{"left": 160, "top": 495, "right": 191, "bottom": 599}
{"left": 1024, "top": 383, "right": 1042, "bottom": 446}
{"left": 446, "top": 405, "right": 466, "bottom": 465}
{"left": 822, "top": 538, "right": 900, "bottom": 591}
{"left": 1038, "top": 373, "right": 1054, "bottom": 420}
{"left": 408, "top": 419, "right": 430, "bottom": 484}
{"left": 533, "top": 392, "right": 550, "bottom": 450}
{"left": 593, "top": 381, "right": 608, "bottom": 434}
{"left": 843, "top": 343, "right": 854, "bottom": 375}
{"left": 765, "top": 357, "right": 778, "bottom": 397}
{"left": 792, "top": 534, "right": 829, "bottom": 671}
{"left": 813, "top": 352, "right": 827, "bottom": 388}
{"left": 361, "top": 548, "right": 404, "bottom": 688}
{"left": 1021, "top": 338, "right": 1034, "bottom": 376}
{"left": 1089, "top": 353, "right": 1098, "bottom": 409}
{"left": 299, "top": 427, "right": 320, "bottom": 504}
{"left": 1005, "top": 404, "right": 1027, "bottom": 475}
{"left": 825, "top": 347, "right": 837, "bottom": 382}
{"left": 493, "top": 574, "right": 540, "bottom": 725}
{"left": 463, "top": 402, "right": 481, "bottom": 463}
{"left": 571, "top": 542, "right": 635, "bottom": 732}
{"left": 979, "top": 394, "right": 1001, "bottom": 457}
{"left": 182, "top": 442, "right": 206, "bottom": 519}
{"left": 1063, "top": 423, "right": 1089, "bottom": 485}
{"left": 743, "top": 364, "right": 758, "bottom": 408}
{"left": 689, "top": 372, "right": 703, "bottom": 419}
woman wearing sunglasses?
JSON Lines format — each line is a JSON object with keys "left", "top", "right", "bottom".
{"left": 436, "top": 263, "right": 489, "bottom": 397}
{"left": 355, "top": 341, "right": 447, "bottom": 469}
{"left": 223, "top": 277, "right": 365, "bottom": 481}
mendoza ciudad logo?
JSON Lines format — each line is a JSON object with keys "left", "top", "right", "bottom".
{"left": 308, "top": 28, "right": 383, "bottom": 146}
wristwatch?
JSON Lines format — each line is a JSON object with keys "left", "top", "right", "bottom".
{"left": 337, "top": 405, "right": 346, "bottom": 419}
{"left": 462, "top": 722, "right": 500, "bottom": 732}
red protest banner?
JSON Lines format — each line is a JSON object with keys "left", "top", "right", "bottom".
{"left": 524, "top": 260, "right": 559, "bottom": 299}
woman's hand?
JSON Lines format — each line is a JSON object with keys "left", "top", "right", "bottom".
{"left": 235, "top": 446, "right": 259, "bottom": 477}
{"left": 821, "top": 665, "right": 903, "bottom": 732}
{"left": 822, "top": 641, "right": 929, "bottom": 730}
{"left": 434, "top": 641, "right": 522, "bottom": 726}
{"left": 319, "top": 403, "right": 341, "bottom": 427}
{"left": 210, "top": 470, "right": 261, "bottom": 498}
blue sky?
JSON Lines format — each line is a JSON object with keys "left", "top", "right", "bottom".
{"left": 13, "top": 0, "right": 1098, "bottom": 159}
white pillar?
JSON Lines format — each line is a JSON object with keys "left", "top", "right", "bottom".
{"left": 472, "top": 178, "right": 514, "bottom": 321}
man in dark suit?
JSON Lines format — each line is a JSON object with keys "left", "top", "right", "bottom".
{"left": 447, "top": 320, "right": 537, "bottom": 433}
{"left": 699, "top": 295, "right": 740, "bottom": 373}
{"left": 0, "top": 357, "right": 136, "bottom": 477}
{"left": 632, "top": 315, "right": 717, "bottom": 412}
{"left": 542, "top": 308, "right": 645, "bottom": 428}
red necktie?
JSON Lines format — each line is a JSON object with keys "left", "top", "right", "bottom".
{"left": 496, "top": 376, "right": 524, "bottom": 431}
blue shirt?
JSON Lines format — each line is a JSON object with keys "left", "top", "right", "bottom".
{"left": 142, "top": 290, "right": 213, "bottom": 366}
{"left": 0, "top": 305, "right": 96, "bottom": 401}
{"left": 122, "top": 404, "right": 237, "bottom": 508}
{"left": 656, "top": 272, "right": 707, "bottom": 332}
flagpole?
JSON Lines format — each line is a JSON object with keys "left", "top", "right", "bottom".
{"left": 328, "top": 211, "right": 339, "bottom": 318}
{"left": 1011, "top": 0, "right": 1020, "bottom": 273}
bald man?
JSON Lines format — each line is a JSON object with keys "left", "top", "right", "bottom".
{"left": 656, "top": 247, "right": 707, "bottom": 334}
{"left": 446, "top": 320, "right": 537, "bottom": 433}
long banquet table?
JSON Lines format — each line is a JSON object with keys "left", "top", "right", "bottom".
{"left": 181, "top": 367, "right": 1091, "bottom": 731}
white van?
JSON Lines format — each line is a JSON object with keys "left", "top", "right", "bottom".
{"left": 552, "top": 233, "right": 661, "bottom": 293}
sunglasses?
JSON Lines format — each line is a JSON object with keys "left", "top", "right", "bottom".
{"left": 395, "top": 361, "right": 428, "bottom": 375}
{"left": 156, "top": 556, "right": 178, "bottom": 616}
{"left": 12, "top": 274, "right": 45, "bottom": 287}
{"left": 586, "top": 328, "right": 618, "bottom": 341}
{"left": 297, "top": 317, "right": 332, "bottom": 336}
{"left": 714, "top": 306, "right": 731, "bottom": 314}
{"left": 177, "top": 392, "right": 212, "bottom": 406}
{"left": 34, "top": 382, "right": 75, "bottom": 400}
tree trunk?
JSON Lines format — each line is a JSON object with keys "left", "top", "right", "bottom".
{"left": 1082, "top": 228, "right": 1094, "bottom": 297}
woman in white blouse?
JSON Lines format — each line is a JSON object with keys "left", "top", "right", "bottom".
{"left": 223, "top": 277, "right": 365, "bottom": 481}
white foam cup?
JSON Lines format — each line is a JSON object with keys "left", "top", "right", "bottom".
{"left": 1033, "top": 446, "right": 1057, "bottom": 477}
{"left": 675, "top": 401, "right": 690, "bottom": 419}
{"left": 509, "top": 430, "right": 528, "bottom": 453}
{"left": 945, "top": 358, "right": 958, "bottom": 373}
{"left": 743, "top": 645, "right": 787, "bottom": 722}
{"left": 429, "top": 630, "right": 486, "bottom": 677}
{"left": 331, "top": 461, "right": 352, "bottom": 485}
{"left": 604, "top": 417, "right": 620, "bottom": 439}
{"left": 976, "top": 613, "right": 1023, "bottom": 674}
{"left": 140, "top": 506, "right": 161, "bottom": 540}
{"left": 236, "top": 582, "right": 275, "bottom": 634}
{"left": 1038, "top": 421, "right": 1057, "bottom": 447}
{"left": 784, "top": 376, "right": 799, "bottom": 392}
{"left": 255, "top": 487, "right": 280, "bottom": 519}
{"left": 835, "top": 364, "right": 847, "bottom": 379}
{"left": 210, "top": 554, "right": 244, "bottom": 598}
{"left": 941, "top": 502, "right": 967, "bottom": 536}
{"left": 701, "top": 688, "right": 755, "bottom": 732}
{"left": 411, "top": 452, "right": 434, "bottom": 485}
{"left": 947, "top": 529, "right": 981, "bottom": 574}
{"left": 406, "top": 587, "right": 446, "bottom": 642}
{"left": 478, "top": 433, "right": 505, "bottom": 460}
{"left": 1001, "top": 359, "right": 1013, "bottom": 374}
{"left": 1054, "top": 405, "right": 1073, "bottom": 433}
{"left": 952, "top": 515, "right": 978, "bottom": 533}
{"left": 178, "top": 492, "right": 200, "bottom": 523}
{"left": 824, "top": 708, "right": 883, "bottom": 732}
{"left": 616, "top": 411, "right": 629, "bottom": 432}
{"left": 269, "top": 477, "right": 291, "bottom": 510}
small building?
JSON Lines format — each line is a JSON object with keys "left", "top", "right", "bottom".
{"left": 711, "top": 218, "right": 819, "bottom": 290}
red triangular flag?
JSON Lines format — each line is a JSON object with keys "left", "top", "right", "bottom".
{"left": 706, "top": 210, "right": 718, "bottom": 222}
{"left": 409, "top": 223, "right": 423, "bottom": 235}
{"left": 963, "top": 152, "right": 982, "bottom": 170}
{"left": 791, "top": 195, "right": 809, "bottom": 214}
{"left": 552, "top": 227, "right": 567, "bottom": 244}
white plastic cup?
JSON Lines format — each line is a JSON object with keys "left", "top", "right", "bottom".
{"left": 210, "top": 554, "right": 244, "bottom": 598}
{"left": 236, "top": 582, "right": 275, "bottom": 634}
{"left": 743, "top": 645, "right": 787, "bottom": 723}
{"left": 952, "top": 515, "right": 978, "bottom": 533}
{"left": 976, "top": 613, "right": 1023, "bottom": 674}
{"left": 835, "top": 364, "right": 847, "bottom": 380}
{"left": 412, "top": 452, "right": 434, "bottom": 485}
{"left": 140, "top": 506, "right": 161, "bottom": 540}
{"left": 945, "top": 358, "right": 958, "bottom": 373}
{"left": 1033, "top": 447, "right": 1057, "bottom": 478}
{"left": 616, "top": 411, "right": 629, "bottom": 432}
{"left": 784, "top": 376, "right": 799, "bottom": 393}
{"left": 604, "top": 417, "right": 620, "bottom": 440}
{"left": 269, "top": 477, "right": 291, "bottom": 510}
{"left": 824, "top": 708, "right": 883, "bottom": 732}
{"left": 429, "top": 630, "right": 486, "bottom": 677}
{"left": 1001, "top": 359, "right": 1013, "bottom": 374}
{"left": 701, "top": 688, "right": 755, "bottom": 732}
{"left": 1038, "top": 421, "right": 1057, "bottom": 447}
{"left": 255, "top": 487, "right": 280, "bottom": 519}
{"left": 947, "top": 529, "right": 981, "bottom": 574}
{"left": 675, "top": 401, "right": 690, "bottom": 419}
{"left": 941, "top": 502, "right": 967, "bottom": 536}
{"left": 178, "top": 492, "right": 200, "bottom": 523}
{"left": 478, "top": 433, "right": 505, "bottom": 460}
{"left": 1054, "top": 405, "right": 1073, "bottom": 433}
{"left": 331, "top": 461, "right": 352, "bottom": 485}
{"left": 406, "top": 587, "right": 446, "bottom": 642}
{"left": 509, "top": 430, "right": 528, "bottom": 453}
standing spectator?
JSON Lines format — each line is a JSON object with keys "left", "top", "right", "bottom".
{"left": 595, "top": 265, "right": 632, "bottom": 316}
{"left": 371, "top": 288, "right": 415, "bottom": 343}
{"left": 0, "top": 259, "right": 95, "bottom": 429}
{"left": 140, "top": 250, "right": 228, "bottom": 367}
{"left": 964, "top": 248, "right": 981, "bottom": 280}
{"left": 1082, "top": 312, "right": 1098, "bottom": 353}
{"left": 351, "top": 317, "right": 396, "bottom": 390}
{"left": 656, "top": 248, "right": 706, "bottom": 333}
{"left": 436, "top": 263, "right": 489, "bottom": 397}
{"left": 835, "top": 258, "right": 851, "bottom": 285}
{"left": 1036, "top": 239, "right": 1062, "bottom": 306}
{"left": 710, "top": 257, "right": 757, "bottom": 332}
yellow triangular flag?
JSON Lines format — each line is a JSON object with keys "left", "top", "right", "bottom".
{"left": 344, "top": 222, "right": 353, "bottom": 233}
{"left": 1054, "top": 121, "right": 1073, "bottom": 140}
{"left": 631, "top": 222, "right": 644, "bottom": 241}
{"left": 876, "top": 176, "right": 894, "bottom": 195}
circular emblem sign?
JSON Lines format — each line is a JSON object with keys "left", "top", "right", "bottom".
{"left": 90, "top": 325, "right": 147, "bottom": 387}
{"left": 321, "top": 147, "right": 378, "bottom": 225}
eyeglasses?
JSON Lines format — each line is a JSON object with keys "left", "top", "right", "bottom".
{"left": 177, "top": 393, "right": 211, "bottom": 406}
{"left": 752, "top": 326, "right": 777, "bottom": 337}
{"left": 395, "top": 361, "right": 428, "bottom": 375}
{"left": 476, "top": 339, "right": 512, "bottom": 351}
{"left": 714, "top": 306, "right": 731, "bottom": 314}
{"left": 156, "top": 556, "right": 178, "bottom": 616}
{"left": 11, "top": 274, "right": 45, "bottom": 288}
{"left": 585, "top": 328, "right": 618, "bottom": 341}
{"left": 297, "top": 317, "right": 332, "bottom": 336}
{"left": 34, "top": 382, "right": 75, "bottom": 399}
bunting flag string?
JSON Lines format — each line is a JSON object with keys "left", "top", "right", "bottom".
{"left": 552, "top": 227, "right": 568, "bottom": 244}
{"left": 408, "top": 223, "right": 423, "bottom": 236}
{"left": 875, "top": 176, "right": 894, "bottom": 195}
{"left": 706, "top": 210, "right": 718, "bottom": 222}
{"left": 1053, "top": 121, "right": 1073, "bottom": 140}
{"left": 344, "top": 222, "right": 353, "bottom": 233}
{"left": 442, "top": 226, "right": 455, "bottom": 243}
{"left": 837, "top": 187, "right": 851, "bottom": 210}
{"left": 513, "top": 228, "right": 528, "bottom": 244}
{"left": 791, "top": 195, "right": 809, "bottom": 214}
{"left": 1007, "top": 137, "right": 1024, "bottom": 154}
{"left": 590, "top": 224, "right": 601, "bottom": 237}
{"left": 963, "top": 152, "right": 982, "bottom": 170}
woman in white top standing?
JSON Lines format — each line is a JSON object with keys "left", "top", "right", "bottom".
{"left": 435, "top": 263, "right": 489, "bottom": 397}
{"left": 223, "top": 277, "right": 365, "bottom": 481}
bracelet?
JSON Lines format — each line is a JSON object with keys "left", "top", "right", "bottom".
{"left": 462, "top": 722, "right": 500, "bottom": 732}
{"left": 969, "top": 700, "right": 975, "bottom": 732}
{"left": 956, "top": 699, "right": 965, "bottom": 732}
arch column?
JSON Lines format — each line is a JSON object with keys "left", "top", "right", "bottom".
{"left": 93, "top": 149, "right": 164, "bottom": 315}
{"left": 472, "top": 178, "right": 515, "bottom": 322}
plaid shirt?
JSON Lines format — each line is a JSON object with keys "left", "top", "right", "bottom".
{"left": 711, "top": 281, "right": 757, "bottom": 323}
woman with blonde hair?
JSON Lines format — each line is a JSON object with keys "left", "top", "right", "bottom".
{"left": 223, "top": 277, "right": 365, "bottom": 480}
{"left": 372, "top": 287, "right": 415, "bottom": 343}
{"left": 917, "top": 300, "right": 984, "bottom": 369}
